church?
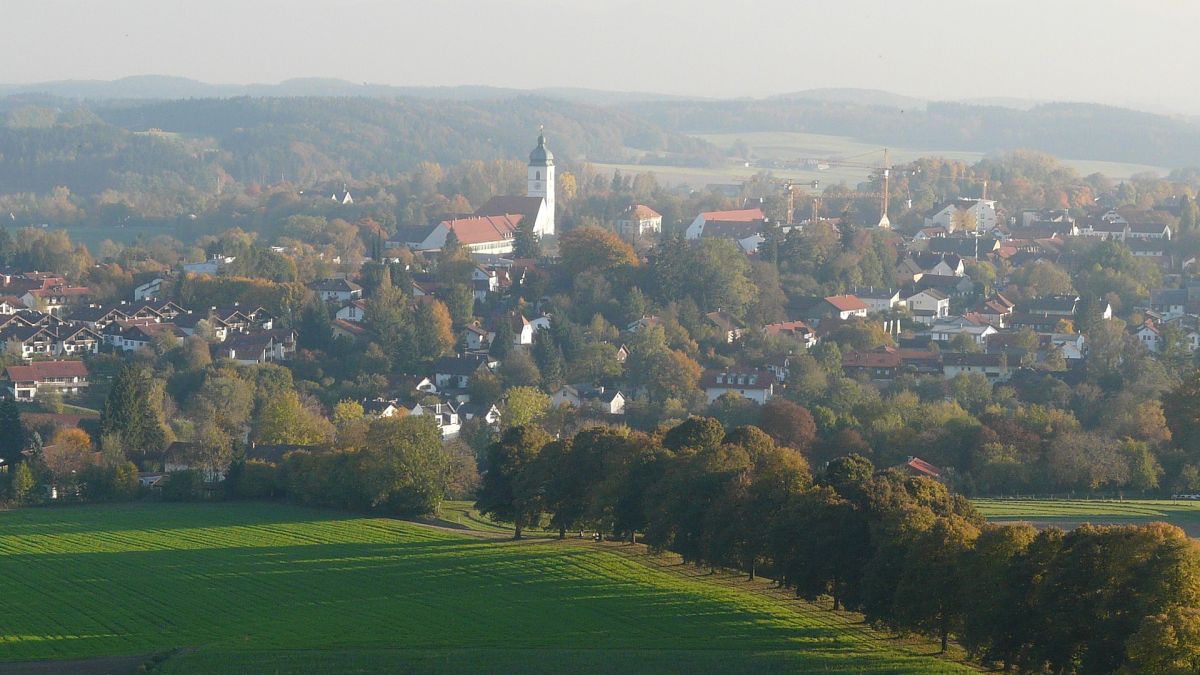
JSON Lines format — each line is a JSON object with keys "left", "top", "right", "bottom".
{"left": 412, "top": 132, "right": 556, "bottom": 255}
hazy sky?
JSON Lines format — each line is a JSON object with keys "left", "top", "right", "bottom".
{"left": 4, "top": 0, "right": 1199, "bottom": 111}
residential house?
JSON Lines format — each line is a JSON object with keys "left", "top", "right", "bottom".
{"left": 132, "top": 277, "right": 165, "bottom": 302}
{"left": 409, "top": 401, "right": 461, "bottom": 439}
{"left": 21, "top": 284, "right": 92, "bottom": 316}
{"left": 684, "top": 208, "right": 768, "bottom": 253}
{"left": 432, "top": 355, "right": 491, "bottom": 391}
{"left": 54, "top": 326, "right": 102, "bottom": 356}
{"left": 928, "top": 317, "right": 998, "bottom": 346}
{"left": 332, "top": 319, "right": 368, "bottom": 341}
{"left": 701, "top": 368, "right": 775, "bottom": 404}
{"left": 335, "top": 298, "right": 368, "bottom": 323}
{"left": 821, "top": 295, "right": 869, "bottom": 320}
{"left": 1151, "top": 289, "right": 1189, "bottom": 320}
{"left": 850, "top": 287, "right": 901, "bottom": 314}
{"left": 762, "top": 320, "right": 817, "bottom": 348}
{"left": 309, "top": 278, "right": 363, "bottom": 302}
{"left": 0, "top": 296, "right": 26, "bottom": 315}
{"left": 942, "top": 352, "right": 1013, "bottom": 381}
{"left": 458, "top": 402, "right": 502, "bottom": 425}
{"left": 705, "top": 310, "right": 744, "bottom": 343}
{"left": 216, "top": 331, "right": 293, "bottom": 365}
{"left": 1, "top": 325, "right": 54, "bottom": 359}
{"left": 616, "top": 204, "right": 663, "bottom": 242}
{"left": 182, "top": 254, "right": 235, "bottom": 275}
{"left": 906, "top": 289, "right": 951, "bottom": 324}
{"left": 3, "top": 360, "right": 88, "bottom": 400}
{"left": 924, "top": 198, "right": 999, "bottom": 232}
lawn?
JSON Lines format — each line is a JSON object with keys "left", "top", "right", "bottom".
{"left": 975, "top": 498, "right": 1200, "bottom": 536}
{"left": 0, "top": 502, "right": 973, "bottom": 674}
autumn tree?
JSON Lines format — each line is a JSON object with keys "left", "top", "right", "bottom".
{"left": 476, "top": 425, "right": 552, "bottom": 539}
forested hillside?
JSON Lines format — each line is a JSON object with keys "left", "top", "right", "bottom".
{"left": 0, "top": 95, "right": 718, "bottom": 220}
{"left": 625, "top": 99, "right": 1200, "bottom": 168}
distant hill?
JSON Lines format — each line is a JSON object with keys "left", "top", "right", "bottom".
{"left": 770, "top": 88, "right": 927, "bottom": 111}
{"left": 0, "top": 76, "right": 698, "bottom": 106}
{"left": 0, "top": 94, "right": 720, "bottom": 201}
{"left": 623, "top": 98, "right": 1200, "bottom": 169}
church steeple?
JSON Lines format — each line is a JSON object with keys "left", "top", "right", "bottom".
{"left": 527, "top": 128, "right": 555, "bottom": 236}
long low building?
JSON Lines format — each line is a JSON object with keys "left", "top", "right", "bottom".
{"left": 2, "top": 360, "right": 89, "bottom": 400}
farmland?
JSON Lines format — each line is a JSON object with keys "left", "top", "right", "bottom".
{"left": 597, "top": 130, "right": 1170, "bottom": 189}
{"left": 0, "top": 503, "right": 973, "bottom": 674}
{"left": 976, "top": 498, "right": 1200, "bottom": 536}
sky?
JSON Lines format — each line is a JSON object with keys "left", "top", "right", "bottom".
{"left": 4, "top": 0, "right": 1199, "bottom": 112}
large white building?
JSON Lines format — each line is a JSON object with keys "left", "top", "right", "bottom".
{"left": 924, "top": 198, "right": 998, "bottom": 233}
{"left": 416, "top": 132, "right": 556, "bottom": 253}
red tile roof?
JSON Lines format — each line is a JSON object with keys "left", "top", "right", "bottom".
{"left": 700, "top": 208, "right": 766, "bottom": 222}
{"left": 905, "top": 456, "right": 942, "bottom": 478}
{"left": 626, "top": 204, "right": 662, "bottom": 219}
{"left": 824, "top": 295, "right": 868, "bottom": 312}
{"left": 3, "top": 360, "right": 88, "bottom": 382}
{"left": 441, "top": 214, "right": 523, "bottom": 245}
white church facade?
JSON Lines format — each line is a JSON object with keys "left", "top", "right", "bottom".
{"left": 413, "top": 132, "right": 556, "bottom": 254}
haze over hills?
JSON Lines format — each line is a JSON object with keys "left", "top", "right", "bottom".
{"left": 0, "top": 75, "right": 702, "bottom": 105}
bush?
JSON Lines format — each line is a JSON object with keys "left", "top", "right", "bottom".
{"left": 161, "top": 470, "right": 206, "bottom": 502}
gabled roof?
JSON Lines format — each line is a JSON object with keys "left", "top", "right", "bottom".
{"left": 440, "top": 214, "right": 522, "bottom": 245}
{"left": 433, "top": 355, "right": 489, "bottom": 377}
{"left": 904, "top": 456, "right": 942, "bottom": 478}
{"left": 308, "top": 278, "right": 362, "bottom": 293}
{"left": 700, "top": 208, "right": 766, "bottom": 222}
{"left": 475, "top": 196, "right": 544, "bottom": 224}
{"left": 622, "top": 204, "right": 661, "bottom": 220}
{"left": 824, "top": 295, "right": 868, "bottom": 312}
{"left": 3, "top": 360, "right": 87, "bottom": 382}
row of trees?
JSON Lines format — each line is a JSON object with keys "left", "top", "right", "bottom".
{"left": 476, "top": 418, "right": 1200, "bottom": 673}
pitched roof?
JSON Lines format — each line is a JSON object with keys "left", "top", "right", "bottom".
{"left": 433, "top": 355, "right": 489, "bottom": 377}
{"left": 700, "top": 208, "right": 766, "bottom": 222}
{"left": 905, "top": 456, "right": 942, "bottom": 478}
{"left": 623, "top": 204, "right": 661, "bottom": 220}
{"left": 824, "top": 295, "right": 868, "bottom": 312}
{"left": 308, "top": 278, "right": 362, "bottom": 293}
{"left": 701, "top": 368, "right": 775, "bottom": 390}
{"left": 441, "top": 214, "right": 523, "bottom": 245}
{"left": 4, "top": 360, "right": 88, "bottom": 381}
{"left": 475, "top": 195, "right": 544, "bottom": 223}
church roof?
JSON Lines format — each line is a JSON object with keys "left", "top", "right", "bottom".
{"left": 475, "top": 195, "right": 544, "bottom": 224}
{"left": 529, "top": 133, "right": 554, "bottom": 166}
{"left": 441, "top": 214, "right": 523, "bottom": 245}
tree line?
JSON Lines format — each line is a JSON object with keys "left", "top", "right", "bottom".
{"left": 475, "top": 417, "right": 1200, "bottom": 673}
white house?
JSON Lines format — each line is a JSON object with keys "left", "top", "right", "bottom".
{"left": 851, "top": 287, "right": 902, "bottom": 314}
{"left": 684, "top": 208, "right": 768, "bottom": 252}
{"left": 2, "top": 360, "right": 89, "bottom": 400}
{"left": 906, "top": 289, "right": 951, "bottom": 324}
{"left": 182, "top": 255, "right": 235, "bottom": 275}
{"left": 941, "top": 353, "right": 1013, "bottom": 382}
{"left": 617, "top": 204, "right": 663, "bottom": 242}
{"left": 701, "top": 368, "right": 776, "bottom": 404}
{"left": 924, "top": 198, "right": 998, "bottom": 232}
{"left": 335, "top": 298, "right": 367, "bottom": 323}
{"left": 133, "top": 277, "right": 165, "bottom": 302}
{"left": 309, "top": 278, "right": 363, "bottom": 302}
{"left": 929, "top": 318, "right": 998, "bottom": 345}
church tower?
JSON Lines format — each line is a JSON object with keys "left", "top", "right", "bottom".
{"left": 528, "top": 129, "right": 555, "bottom": 236}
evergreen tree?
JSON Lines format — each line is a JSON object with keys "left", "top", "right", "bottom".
{"left": 100, "top": 365, "right": 166, "bottom": 460}
{"left": 514, "top": 223, "right": 541, "bottom": 259}
{"left": 0, "top": 397, "right": 25, "bottom": 459}
{"left": 491, "top": 315, "right": 515, "bottom": 359}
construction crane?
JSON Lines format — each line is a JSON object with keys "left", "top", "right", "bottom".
{"left": 791, "top": 148, "right": 904, "bottom": 229}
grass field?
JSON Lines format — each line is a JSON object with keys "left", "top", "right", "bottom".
{"left": 0, "top": 502, "right": 974, "bottom": 674}
{"left": 600, "top": 130, "right": 1168, "bottom": 189}
{"left": 976, "top": 498, "right": 1200, "bottom": 536}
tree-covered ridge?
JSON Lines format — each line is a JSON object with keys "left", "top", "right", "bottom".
{"left": 625, "top": 98, "right": 1200, "bottom": 168}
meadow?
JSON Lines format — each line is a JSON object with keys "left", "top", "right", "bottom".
{"left": 599, "top": 130, "right": 1169, "bottom": 189}
{"left": 0, "top": 502, "right": 974, "bottom": 674}
{"left": 976, "top": 498, "right": 1200, "bottom": 536}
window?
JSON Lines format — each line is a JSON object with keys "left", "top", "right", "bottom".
{"left": 535, "top": 171, "right": 541, "bottom": 180}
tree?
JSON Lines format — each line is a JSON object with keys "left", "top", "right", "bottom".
{"left": 43, "top": 428, "right": 93, "bottom": 484}
{"left": 758, "top": 399, "right": 817, "bottom": 450}
{"left": 1123, "top": 607, "right": 1200, "bottom": 674}
{"left": 0, "top": 397, "right": 26, "bottom": 459}
{"left": 360, "top": 415, "right": 449, "bottom": 515}
{"left": 504, "top": 386, "right": 550, "bottom": 428}
{"left": 499, "top": 350, "right": 541, "bottom": 388}
{"left": 413, "top": 299, "right": 455, "bottom": 361}
{"left": 254, "top": 390, "right": 333, "bottom": 445}
{"left": 894, "top": 515, "right": 981, "bottom": 652}
{"left": 9, "top": 461, "right": 35, "bottom": 504}
{"left": 476, "top": 425, "right": 552, "bottom": 539}
{"left": 558, "top": 226, "right": 638, "bottom": 276}
{"left": 100, "top": 364, "right": 167, "bottom": 460}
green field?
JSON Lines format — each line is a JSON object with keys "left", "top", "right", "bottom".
{"left": 0, "top": 502, "right": 973, "bottom": 674}
{"left": 601, "top": 130, "right": 1168, "bottom": 189}
{"left": 976, "top": 498, "right": 1200, "bottom": 536}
